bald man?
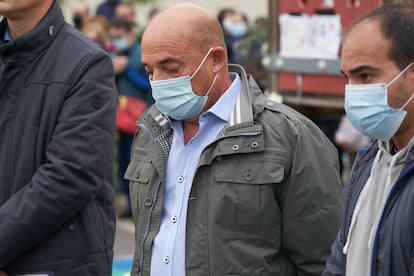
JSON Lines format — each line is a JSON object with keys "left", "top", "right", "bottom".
{"left": 126, "top": 3, "right": 342, "bottom": 276}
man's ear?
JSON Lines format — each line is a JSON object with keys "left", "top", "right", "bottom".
{"left": 211, "top": 46, "right": 227, "bottom": 74}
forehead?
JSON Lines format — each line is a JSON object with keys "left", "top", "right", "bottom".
{"left": 141, "top": 27, "right": 198, "bottom": 66}
{"left": 116, "top": 5, "right": 133, "bottom": 15}
{"left": 341, "top": 20, "right": 391, "bottom": 71}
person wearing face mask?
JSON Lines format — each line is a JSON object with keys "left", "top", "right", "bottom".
{"left": 109, "top": 16, "right": 153, "bottom": 219}
{"left": 323, "top": 3, "right": 414, "bottom": 276}
{"left": 222, "top": 12, "right": 250, "bottom": 65}
{"left": 72, "top": 1, "right": 91, "bottom": 30}
{"left": 125, "top": 3, "right": 343, "bottom": 276}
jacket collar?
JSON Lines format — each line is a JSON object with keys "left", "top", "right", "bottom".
{"left": 359, "top": 139, "right": 414, "bottom": 175}
{"left": 0, "top": 1, "right": 64, "bottom": 60}
{"left": 226, "top": 63, "right": 254, "bottom": 128}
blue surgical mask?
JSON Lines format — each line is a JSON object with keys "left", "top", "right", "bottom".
{"left": 223, "top": 18, "right": 247, "bottom": 37}
{"left": 150, "top": 48, "right": 218, "bottom": 120}
{"left": 112, "top": 37, "right": 129, "bottom": 52}
{"left": 345, "top": 63, "right": 414, "bottom": 141}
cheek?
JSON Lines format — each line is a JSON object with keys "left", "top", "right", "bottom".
{"left": 389, "top": 81, "right": 409, "bottom": 108}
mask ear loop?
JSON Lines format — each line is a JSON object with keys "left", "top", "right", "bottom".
{"left": 205, "top": 74, "right": 219, "bottom": 97}
{"left": 386, "top": 61, "right": 414, "bottom": 110}
{"left": 190, "top": 48, "right": 214, "bottom": 80}
{"left": 387, "top": 61, "right": 414, "bottom": 87}
{"left": 400, "top": 93, "right": 414, "bottom": 110}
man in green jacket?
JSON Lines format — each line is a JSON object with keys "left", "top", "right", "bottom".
{"left": 126, "top": 3, "right": 343, "bottom": 276}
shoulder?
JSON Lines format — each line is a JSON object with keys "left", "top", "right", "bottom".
{"left": 59, "top": 24, "right": 109, "bottom": 58}
{"left": 49, "top": 24, "right": 113, "bottom": 80}
{"left": 258, "top": 98, "right": 317, "bottom": 133}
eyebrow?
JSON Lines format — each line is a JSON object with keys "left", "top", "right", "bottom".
{"left": 142, "top": 57, "right": 181, "bottom": 68}
{"left": 341, "top": 65, "right": 377, "bottom": 76}
{"left": 159, "top": 57, "right": 181, "bottom": 66}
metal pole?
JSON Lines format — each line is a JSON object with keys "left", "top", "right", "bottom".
{"left": 267, "top": 0, "right": 283, "bottom": 102}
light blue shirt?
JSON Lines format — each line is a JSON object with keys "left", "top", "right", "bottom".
{"left": 150, "top": 73, "right": 242, "bottom": 276}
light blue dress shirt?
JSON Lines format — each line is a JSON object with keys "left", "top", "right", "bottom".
{"left": 150, "top": 73, "right": 242, "bottom": 276}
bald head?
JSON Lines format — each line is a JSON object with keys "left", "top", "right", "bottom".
{"left": 142, "top": 3, "right": 225, "bottom": 52}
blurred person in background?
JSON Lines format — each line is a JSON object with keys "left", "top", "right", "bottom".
{"left": 109, "top": 16, "right": 152, "bottom": 219}
{"left": 96, "top": 0, "right": 122, "bottom": 22}
{"left": 81, "top": 20, "right": 111, "bottom": 50}
{"left": 217, "top": 7, "right": 236, "bottom": 63}
{"left": 115, "top": 2, "right": 139, "bottom": 36}
{"left": 72, "top": 1, "right": 91, "bottom": 30}
{"left": 240, "top": 15, "right": 269, "bottom": 90}
{"left": 222, "top": 11, "right": 249, "bottom": 65}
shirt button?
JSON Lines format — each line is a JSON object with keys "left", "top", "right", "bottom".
{"left": 171, "top": 216, "right": 177, "bottom": 223}
{"left": 178, "top": 176, "right": 184, "bottom": 183}
{"left": 164, "top": 256, "right": 170, "bottom": 264}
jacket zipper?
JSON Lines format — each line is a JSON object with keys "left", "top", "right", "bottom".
{"left": 138, "top": 177, "right": 161, "bottom": 276}
{"left": 370, "top": 166, "right": 414, "bottom": 276}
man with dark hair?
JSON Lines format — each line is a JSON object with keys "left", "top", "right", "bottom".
{"left": 96, "top": 0, "right": 122, "bottom": 21}
{"left": 0, "top": 0, "right": 117, "bottom": 275}
{"left": 323, "top": 3, "right": 414, "bottom": 275}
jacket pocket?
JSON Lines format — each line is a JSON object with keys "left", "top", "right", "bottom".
{"left": 64, "top": 216, "right": 90, "bottom": 264}
{"left": 124, "top": 157, "right": 156, "bottom": 223}
{"left": 213, "top": 156, "right": 284, "bottom": 239}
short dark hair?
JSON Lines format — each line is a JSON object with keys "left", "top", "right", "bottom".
{"left": 352, "top": 3, "right": 414, "bottom": 69}
{"left": 110, "top": 16, "right": 133, "bottom": 32}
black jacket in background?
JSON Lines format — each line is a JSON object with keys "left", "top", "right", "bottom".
{"left": 0, "top": 1, "right": 117, "bottom": 275}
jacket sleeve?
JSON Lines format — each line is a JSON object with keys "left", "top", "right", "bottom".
{"left": 322, "top": 228, "right": 346, "bottom": 276}
{"left": 0, "top": 51, "right": 117, "bottom": 267}
{"left": 279, "top": 119, "right": 343, "bottom": 276}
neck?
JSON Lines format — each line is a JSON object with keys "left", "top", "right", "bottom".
{"left": 6, "top": 1, "right": 53, "bottom": 39}
{"left": 392, "top": 125, "right": 414, "bottom": 151}
{"left": 182, "top": 119, "right": 200, "bottom": 145}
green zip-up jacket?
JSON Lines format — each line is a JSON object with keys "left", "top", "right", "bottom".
{"left": 126, "top": 64, "right": 343, "bottom": 276}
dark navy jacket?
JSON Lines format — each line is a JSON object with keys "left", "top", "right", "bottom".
{"left": 323, "top": 140, "right": 414, "bottom": 276}
{"left": 0, "top": 1, "right": 117, "bottom": 275}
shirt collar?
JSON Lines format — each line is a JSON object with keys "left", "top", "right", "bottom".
{"left": 4, "top": 28, "right": 12, "bottom": 42}
{"left": 202, "top": 72, "right": 241, "bottom": 122}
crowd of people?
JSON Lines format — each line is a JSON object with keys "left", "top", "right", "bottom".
{"left": 71, "top": 0, "right": 159, "bottom": 218}
{"left": 1, "top": 0, "right": 414, "bottom": 276}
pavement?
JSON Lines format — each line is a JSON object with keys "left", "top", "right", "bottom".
{"left": 113, "top": 216, "right": 135, "bottom": 275}
{"left": 114, "top": 218, "right": 135, "bottom": 257}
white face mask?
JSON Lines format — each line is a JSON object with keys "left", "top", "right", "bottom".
{"left": 149, "top": 48, "right": 218, "bottom": 120}
{"left": 345, "top": 62, "right": 414, "bottom": 141}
